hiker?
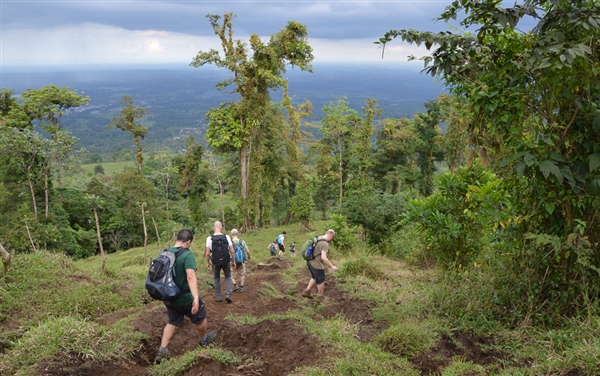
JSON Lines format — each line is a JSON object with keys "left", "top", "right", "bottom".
{"left": 277, "top": 231, "right": 286, "bottom": 260}
{"left": 302, "top": 229, "right": 338, "bottom": 301}
{"left": 155, "top": 229, "right": 216, "bottom": 363}
{"left": 230, "top": 228, "right": 251, "bottom": 293}
{"left": 289, "top": 242, "right": 296, "bottom": 257}
{"left": 204, "top": 221, "right": 236, "bottom": 304}
{"left": 268, "top": 242, "right": 277, "bottom": 257}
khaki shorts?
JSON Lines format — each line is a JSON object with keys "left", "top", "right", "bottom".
{"left": 231, "top": 262, "right": 246, "bottom": 276}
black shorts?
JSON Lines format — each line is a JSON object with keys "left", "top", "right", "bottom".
{"left": 278, "top": 244, "right": 285, "bottom": 252}
{"left": 165, "top": 299, "right": 206, "bottom": 326}
{"left": 307, "top": 261, "right": 325, "bottom": 285}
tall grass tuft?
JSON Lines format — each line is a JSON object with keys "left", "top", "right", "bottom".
{"left": 338, "top": 256, "right": 384, "bottom": 280}
{"left": 374, "top": 320, "right": 437, "bottom": 357}
{"left": 0, "top": 316, "right": 145, "bottom": 375}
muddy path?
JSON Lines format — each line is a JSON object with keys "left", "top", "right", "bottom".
{"left": 43, "top": 257, "right": 510, "bottom": 375}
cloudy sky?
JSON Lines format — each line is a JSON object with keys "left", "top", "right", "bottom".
{"left": 1, "top": 0, "right": 465, "bottom": 67}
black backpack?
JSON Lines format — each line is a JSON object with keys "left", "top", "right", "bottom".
{"left": 145, "top": 247, "right": 188, "bottom": 301}
{"left": 211, "top": 234, "right": 230, "bottom": 266}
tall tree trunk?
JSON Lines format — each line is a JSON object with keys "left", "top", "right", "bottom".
{"left": 240, "top": 141, "right": 250, "bottom": 231}
{"left": 94, "top": 207, "right": 106, "bottom": 272}
{"left": 0, "top": 242, "right": 11, "bottom": 277}
{"left": 152, "top": 217, "right": 162, "bottom": 251}
{"left": 338, "top": 135, "right": 343, "bottom": 208}
{"left": 44, "top": 168, "right": 49, "bottom": 218}
{"left": 26, "top": 164, "right": 38, "bottom": 217}
{"left": 215, "top": 169, "right": 225, "bottom": 223}
{"left": 24, "top": 219, "right": 37, "bottom": 253}
{"left": 134, "top": 136, "right": 143, "bottom": 175}
{"left": 141, "top": 204, "right": 148, "bottom": 263}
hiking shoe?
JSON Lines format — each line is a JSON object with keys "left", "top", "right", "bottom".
{"left": 155, "top": 348, "right": 169, "bottom": 363}
{"left": 200, "top": 330, "right": 217, "bottom": 347}
{"left": 302, "top": 290, "right": 313, "bottom": 299}
{"left": 240, "top": 286, "right": 244, "bottom": 293}
{"left": 232, "top": 285, "right": 239, "bottom": 292}
{"left": 225, "top": 296, "right": 232, "bottom": 304}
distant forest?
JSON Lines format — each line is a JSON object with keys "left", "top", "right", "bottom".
{"left": 2, "top": 63, "right": 444, "bottom": 159}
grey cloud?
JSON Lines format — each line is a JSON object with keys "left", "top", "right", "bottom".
{"left": 4, "top": 1, "right": 453, "bottom": 39}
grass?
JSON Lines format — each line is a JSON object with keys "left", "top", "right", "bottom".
{"left": 2, "top": 222, "right": 600, "bottom": 375}
{"left": 148, "top": 347, "right": 238, "bottom": 376}
{"left": 0, "top": 315, "right": 145, "bottom": 375}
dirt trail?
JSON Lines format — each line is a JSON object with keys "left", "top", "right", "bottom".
{"left": 43, "top": 257, "right": 509, "bottom": 375}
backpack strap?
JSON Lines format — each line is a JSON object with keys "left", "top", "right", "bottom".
{"left": 312, "top": 238, "right": 328, "bottom": 258}
{"left": 166, "top": 247, "right": 190, "bottom": 276}
{"left": 170, "top": 246, "right": 191, "bottom": 291}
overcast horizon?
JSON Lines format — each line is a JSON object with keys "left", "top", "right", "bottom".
{"left": 1, "top": 0, "right": 462, "bottom": 69}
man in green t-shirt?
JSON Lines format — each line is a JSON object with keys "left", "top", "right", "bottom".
{"left": 155, "top": 229, "right": 217, "bottom": 363}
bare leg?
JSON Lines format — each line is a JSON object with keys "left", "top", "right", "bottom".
{"left": 316, "top": 282, "right": 324, "bottom": 296}
{"left": 160, "top": 324, "right": 177, "bottom": 348}
{"left": 195, "top": 318, "right": 208, "bottom": 338}
{"left": 306, "top": 278, "right": 316, "bottom": 291}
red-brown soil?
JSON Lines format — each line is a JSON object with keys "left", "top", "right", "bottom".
{"left": 40, "top": 257, "right": 512, "bottom": 375}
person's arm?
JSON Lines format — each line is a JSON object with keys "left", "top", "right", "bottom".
{"left": 186, "top": 268, "right": 200, "bottom": 313}
{"left": 244, "top": 241, "right": 251, "bottom": 260}
{"left": 205, "top": 246, "right": 211, "bottom": 268}
{"left": 320, "top": 251, "right": 338, "bottom": 272}
{"left": 229, "top": 245, "right": 236, "bottom": 267}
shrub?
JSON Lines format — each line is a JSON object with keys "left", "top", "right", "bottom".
{"left": 403, "top": 166, "right": 510, "bottom": 269}
{"left": 338, "top": 257, "right": 384, "bottom": 280}
{"left": 325, "top": 214, "right": 357, "bottom": 254}
{"left": 375, "top": 321, "right": 437, "bottom": 357}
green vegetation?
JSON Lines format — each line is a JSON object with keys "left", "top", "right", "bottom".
{"left": 1, "top": 2, "right": 600, "bottom": 374}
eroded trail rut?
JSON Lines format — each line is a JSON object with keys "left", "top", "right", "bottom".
{"left": 44, "top": 258, "right": 509, "bottom": 376}
{"left": 44, "top": 258, "right": 378, "bottom": 375}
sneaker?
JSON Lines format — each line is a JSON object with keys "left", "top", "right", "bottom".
{"left": 200, "top": 330, "right": 217, "bottom": 347}
{"left": 225, "top": 296, "right": 232, "bottom": 304}
{"left": 302, "top": 290, "right": 313, "bottom": 299}
{"left": 240, "top": 286, "right": 244, "bottom": 293}
{"left": 155, "top": 348, "right": 169, "bottom": 363}
{"left": 232, "top": 284, "right": 239, "bottom": 292}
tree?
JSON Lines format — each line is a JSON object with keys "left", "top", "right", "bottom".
{"left": 320, "top": 97, "right": 360, "bottom": 207}
{"left": 86, "top": 194, "right": 106, "bottom": 271}
{"left": 413, "top": 100, "right": 445, "bottom": 196}
{"left": 372, "top": 117, "right": 418, "bottom": 194}
{"left": 288, "top": 175, "right": 315, "bottom": 230}
{"left": 20, "top": 85, "right": 89, "bottom": 188}
{"left": 0, "top": 89, "right": 30, "bottom": 129}
{"left": 191, "top": 12, "right": 314, "bottom": 231}
{"left": 108, "top": 95, "right": 149, "bottom": 175}
{"left": 380, "top": 0, "right": 600, "bottom": 319}
{"left": 20, "top": 84, "right": 89, "bottom": 136}
{"left": 347, "top": 98, "right": 381, "bottom": 194}
{"left": 173, "top": 136, "right": 212, "bottom": 229}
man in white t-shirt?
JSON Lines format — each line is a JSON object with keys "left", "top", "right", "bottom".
{"left": 204, "top": 221, "right": 236, "bottom": 303}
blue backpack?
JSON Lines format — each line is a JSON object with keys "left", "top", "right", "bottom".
{"left": 234, "top": 240, "right": 246, "bottom": 263}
